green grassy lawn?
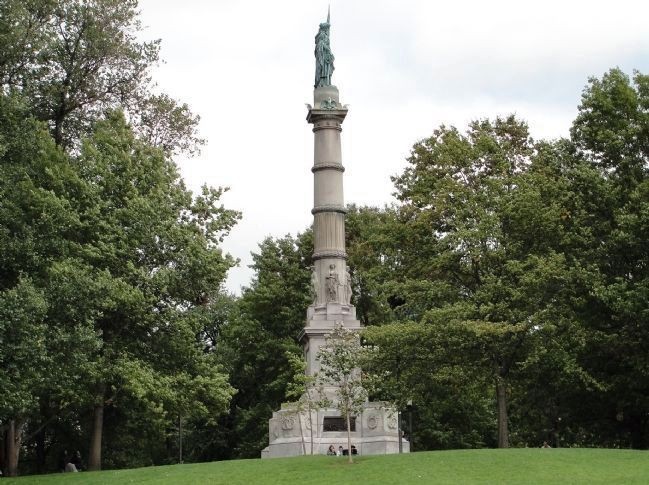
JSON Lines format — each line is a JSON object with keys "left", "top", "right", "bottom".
{"left": 5, "top": 448, "right": 648, "bottom": 484}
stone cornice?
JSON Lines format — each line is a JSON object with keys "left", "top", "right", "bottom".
{"left": 307, "top": 109, "right": 347, "bottom": 125}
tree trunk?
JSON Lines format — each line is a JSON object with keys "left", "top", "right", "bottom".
{"left": 53, "top": 114, "right": 65, "bottom": 147}
{"left": 87, "top": 392, "right": 105, "bottom": 471}
{"left": 178, "top": 414, "right": 183, "bottom": 464}
{"left": 0, "top": 425, "right": 5, "bottom": 475}
{"left": 496, "top": 377, "right": 509, "bottom": 448}
{"left": 629, "top": 413, "right": 648, "bottom": 449}
{"left": 6, "top": 419, "right": 22, "bottom": 477}
{"left": 309, "top": 407, "right": 314, "bottom": 455}
{"left": 296, "top": 411, "right": 306, "bottom": 456}
{"left": 52, "top": 91, "right": 67, "bottom": 147}
{"left": 397, "top": 410, "right": 402, "bottom": 453}
{"left": 346, "top": 412, "right": 353, "bottom": 464}
{"left": 35, "top": 426, "right": 46, "bottom": 474}
{"left": 35, "top": 399, "right": 49, "bottom": 474}
{"left": 408, "top": 407, "right": 413, "bottom": 452}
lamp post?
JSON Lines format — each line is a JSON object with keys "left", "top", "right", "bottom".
{"left": 397, "top": 409, "right": 402, "bottom": 453}
{"left": 407, "top": 400, "right": 413, "bottom": 452}
{"left": 396, "top": 354, "right": 402, "bottom": 453}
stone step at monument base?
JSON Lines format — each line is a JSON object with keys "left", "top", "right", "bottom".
{"left": 261, "top": 435, "right": 409, "bottom": 459}
{"left": 261, "top": 402, "right": 410, "bottom": 459}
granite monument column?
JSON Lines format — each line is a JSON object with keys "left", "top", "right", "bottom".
{"left": 262, "top": 12, "right": 407, "bottom": 457}
{"left": 300, "top": 15, "right": 359, "bottom": 380}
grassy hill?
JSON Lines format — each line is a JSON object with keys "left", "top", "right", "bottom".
{"left": 5, "top": 448, "right": 648, "bottom": 484}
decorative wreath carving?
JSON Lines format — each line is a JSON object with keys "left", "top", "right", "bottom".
{"left": 367, "top": 414, "right": 378, "bottom": 430}
{"left": 387, "top": 416, "right": 397, "bottom": 430}
{"left": 281, "top": 415, "right": 295, "bottom": 430}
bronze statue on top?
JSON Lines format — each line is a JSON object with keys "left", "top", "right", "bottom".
{"left": 314, "top": 9, "right": 335, "bottom": 88}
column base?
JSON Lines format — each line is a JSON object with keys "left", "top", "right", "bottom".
{"left": 262, "top": 401, "right": 410, "bottom": 458}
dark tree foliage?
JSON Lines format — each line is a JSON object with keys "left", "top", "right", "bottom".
{"left": 0, "top": 101, "right": 239, "bottom": 476}
{"left": 358, "top": 73, "right": 649, "bottom": 450}
{"left": 566, "top": 69, "right": 649, "bottom": 448}
{"left": 213, "top": 232, "right": 313, "bottom": 458}
{"left": 0, "top": 0, "right": 202, "bottom": 153}
{"left": 345, "top": 205, "right": 404, "bottom": 325}
{"left": 0, "top": 1, "right": 237, "bottom": 472}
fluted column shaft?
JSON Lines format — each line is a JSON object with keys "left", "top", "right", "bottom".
{"left": 307, "top": 86, "right": 348, "bottom": 306}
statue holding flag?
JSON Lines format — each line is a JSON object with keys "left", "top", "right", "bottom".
{"left": 314, "top": 9, "right": 335, "bottom": 88}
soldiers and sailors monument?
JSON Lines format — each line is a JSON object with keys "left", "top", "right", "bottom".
{"left": 262, "top": 11, "right": 408, "bottom": 458}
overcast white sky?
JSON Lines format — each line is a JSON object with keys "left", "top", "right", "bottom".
{"left": 137, "top": 0, "right": 649, "bottom": 294}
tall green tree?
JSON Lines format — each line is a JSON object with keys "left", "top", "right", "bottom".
{"left": 363, "top": 322, "right": 496, "bottom": 450}
{"left": 391, "top": 116, "right": 580, "bottom": 447}
{"left": 216, "top": 232, "right": 312, "bottom": 458}
{"left": 568, "top": 68, "right": 649, "bottom": 448}
{"left": 0, "top": 280, "right": 47, "bottom": 477}
{"left": 0, "top": 1, "right": 234, "bottom": 474}
{"left": 1, "top": 106, "right": 239, "bottom": 475}
{"left": 345, "top": 205, "right": 404, "bottom": 325}
{"left": 70, "top": 111, "right": 238, "bottom": 470}
{"left": 0, "top": 94, "right": 97, "bottom": 476}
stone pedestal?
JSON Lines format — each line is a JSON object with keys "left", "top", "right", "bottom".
{"left": 262, "top": 82, "right": 409, "bottom": 459}
{"left": 262, "top": 402, "right": 409, "bottom": 458}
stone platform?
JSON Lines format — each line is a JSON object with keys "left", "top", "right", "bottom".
{"left": 262, "top": 402, "right": 409, "bottom": 458}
